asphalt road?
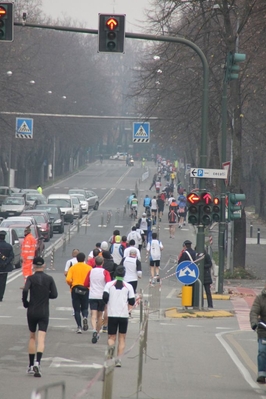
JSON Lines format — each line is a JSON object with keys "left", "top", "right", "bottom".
{"left": 1, "top": 160, "right": 265, "bottom": 399}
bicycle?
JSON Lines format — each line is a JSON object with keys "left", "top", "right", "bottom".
{"left": 130, "top": 206, "right": 138, "bottom": 221}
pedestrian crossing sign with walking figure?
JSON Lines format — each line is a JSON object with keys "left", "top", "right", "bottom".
{"left": 133, "top": 122, "right": 150, "bottom": 143}
{"left": 15, "top": 118, "right": 33, "bottom": 139}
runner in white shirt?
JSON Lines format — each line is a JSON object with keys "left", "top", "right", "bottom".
{"left": 64, "top": 249, "right": 79, "bottom": 276}
{"left": 151, "top": 196, "right": 158, "bottom": 224}
{"left": 121, "top": 248, "right": 142, "bottom": 293}
{"left": 146, "top": 232, "right": 163, "bottom": 284}
{"left": 84, "top": 256, "right": 111, "bottom": 344}
{"left": 123, "top": 240, "right": 141, "bottom": 260}
{"left": 103, "top": 265, "right": 135, "bottom": 367}
{"left": 127, "top": 226, "right": 142, "bottom": 248}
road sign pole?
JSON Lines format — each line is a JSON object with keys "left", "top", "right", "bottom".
{"left": 194, "top": 224, "right": 205, "bottom": 309}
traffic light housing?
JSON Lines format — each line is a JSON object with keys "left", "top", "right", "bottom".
{"left": 212, "top": 196, "right": 221, "bottom": 222}
{"left": 187, "top": 191, "right": 200, "bottom": 225}
{"left": 200, "top": 192, "right": 212, "bottom": 226}
{"left": 98, "top": 14, "right": 125, "bottom": 53}
{"left": 226, "top": 52, "right": 246, "bottom": 81}
{"left": 227, "top": 193, "right": 246, "bottom": 221}
{"left": 0, "top": 2, "right": 14, "bottom": 42}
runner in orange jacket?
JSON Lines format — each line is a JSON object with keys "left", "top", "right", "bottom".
{"left": 21, "top": 226, "right": 36, "bottom": 284}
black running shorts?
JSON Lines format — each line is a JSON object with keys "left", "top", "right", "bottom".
{"left": 108, "top": 317, "right": 128, "bottom": 335}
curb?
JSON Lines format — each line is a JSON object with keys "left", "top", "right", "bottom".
{"left": 164, "top": 307, "right": 234, "bottom": 318}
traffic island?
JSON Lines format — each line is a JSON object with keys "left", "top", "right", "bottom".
{"left": 164, "top": 307, "right": 234, "bottom": 318}
{"left": 177, "top": 292, "right": 231, "bottom": 301}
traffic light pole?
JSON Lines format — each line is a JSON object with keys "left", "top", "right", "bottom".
{"left": 218, "top": 75, "right": 228, "bottom": 294}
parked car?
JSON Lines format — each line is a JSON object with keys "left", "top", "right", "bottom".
{"left": 68, "top": 188, "right": 99, "bottom": 209}
{"left": 0, "top": 186, "right": 21, "bottom": 205}
{"left": 21, "top": 210, "right": 53, "bottom": 241}
{"left": 47, "top": 194, "right": 74, "bottom": 223}
{"left": 86, "top": 190, "right": 99, "bottom": 210}
{"left": 10, "top": 223, "right": 45, "bottom": 258}
{"left": 0, "top": 197, "right": 27, "bottom": 218}
{"left": 25, "top": 193, "right": 47, "bottom": 208}
{"left": 0, "top": 227, "right": 21, "bottom": 269}
{"left": 69, "top": 195, "right": 83, "bottom": 218}
{"left": 0, "top": 216, "right": 38, "bottom": 228}
{"left": 35, "top": 204, "right": 64, "bottom": 234}
{"left": 69, "top": 193, "right": 89, "bottom": 214}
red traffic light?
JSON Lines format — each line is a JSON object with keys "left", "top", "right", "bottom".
{"left": 106, "top": 17, "right": 118, "bottom": 30}
{"left": 187, "top": 192, "right": 200, "bottom": 204}
{"left": 0, "top": 6, "right": 6, "bottom": 17}
{"left": 202, "top": 192, "right": 212, "bottom": 204}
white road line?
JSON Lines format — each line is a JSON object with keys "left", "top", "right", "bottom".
{"left": 166, "top": 288, "right": 177, "bottom": 299}
{"left": 216, "top": 331, "right": 266, "bottom": 397}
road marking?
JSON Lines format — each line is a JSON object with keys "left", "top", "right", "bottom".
{"left": 216, "top": 331, "right": 266, "bottom": 395}
{"left": 166, "top": 288, "right": 177, "bottom": 299}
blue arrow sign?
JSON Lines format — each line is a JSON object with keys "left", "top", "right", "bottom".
{"left": 15, "top": 118, "right": 34, "bottom": 139}
{"left": 133, "top": 122, "right": 150, "bottom": 143}
{"left": 176, "top": 261, "right": 199, "bottom": 285}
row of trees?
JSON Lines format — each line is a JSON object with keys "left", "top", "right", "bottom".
{"left": 131, "top": 0, "right": 266, "bottom": 267}
{"left": 0, "top": 0, "right": 139, "bottom": 188}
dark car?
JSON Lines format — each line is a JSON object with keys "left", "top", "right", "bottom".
{"left": 35, "top": 204, "right": 64, "bottom": 234}
{"left": 10, "top": 223, "right": 45, "bottom": 258}
{"left": 21, "top": 211, "right": 52, "bottom": 242}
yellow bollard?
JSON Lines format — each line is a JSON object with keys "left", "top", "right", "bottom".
{"left": 181, "top": 285, "right": 192, "bottom": 307}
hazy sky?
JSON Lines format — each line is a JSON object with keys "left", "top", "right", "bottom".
{"left": 41, "top": 0, "right": 152, "bottom": 32}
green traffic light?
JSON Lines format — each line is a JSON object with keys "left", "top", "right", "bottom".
{"left": 228, "top": 193, "right": 246, "bottom": 221}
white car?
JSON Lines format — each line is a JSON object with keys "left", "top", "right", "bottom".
{"left": 69, "top": 195, "right": 83, "bottom": 218}
{"left": 70, "top": 194, "right": 89, "bottom": 214}
{"left": 110, "top": 152, "right": 127, "bottom": 161}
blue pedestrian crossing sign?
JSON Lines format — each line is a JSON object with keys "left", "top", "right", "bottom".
{"left": 15, "top": 118, "right": 34, "bottom": 139}
{"left": 133, "top": 122, "right": 150, "bottom": 143}
{"left": 176, "top": 261, "right": 199, "bottom": 285}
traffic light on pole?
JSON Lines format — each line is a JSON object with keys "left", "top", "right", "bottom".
{"left": 187, "top": 191, "right": 200, "bottom": 225}
{"left": 226, "top": 52, "right": 246, "bottom": 81}
{"left": 200, "top": 192, "right": 212, "bottom": 226}
{"left": 212, "top": 196, "right": 221, "bottom": 222}
{"left": 98, "top": 14, "right": 125, "bottom": 53}
{"left": 228, "top": 193, "right": 246, "bottom": 221}
{"left": 0, "top": 2, "right": 14, "bottom": 42}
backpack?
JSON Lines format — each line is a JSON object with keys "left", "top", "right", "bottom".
{"left": 169, "top": 210, "right": 177, "bottom": 223}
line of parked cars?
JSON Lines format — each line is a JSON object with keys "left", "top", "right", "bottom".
{"left": 0, "top": 186, "right": 99, "bottom": 270}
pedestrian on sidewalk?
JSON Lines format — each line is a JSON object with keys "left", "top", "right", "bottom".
{"left": 103, "top": 265, "right": 135, "bottom": 367}
{"left": 22, "top": 257, "right": 58, "bottom": 377}
{"left": 250, "top": 286, "right": 266, "bottom": 383}
{"left": 66, "top": 252, "right": 92, "bottom": 334}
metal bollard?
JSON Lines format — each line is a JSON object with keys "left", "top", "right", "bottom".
{"left": 68, "top": 226, "right": 71, "bottom": 243}
{"left": 257, "top": 228, "right": 260, "bottom": 245}
{"left": 77, "top": 218, "right": 80, "bottom": 233}
{"left": 101, "top": 212, "right": 104, "bottom": 227}
{"left": 250, "top": 222, "right": 253, "bottom": 238}
{"left": 50, "top": 247, "right": 55, "bottom": 270}
{"left": 85, "top": 215, "right": 89, "bottom": 234}
{"left": 62, "top": 235, "right": 66, "bottom": 253}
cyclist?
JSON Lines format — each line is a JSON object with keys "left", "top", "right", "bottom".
{"left": 130, "top": 195, "right": 138, "bottom": 219}
{"left": 143, "top": 195, "right": 151, "bottom": 215}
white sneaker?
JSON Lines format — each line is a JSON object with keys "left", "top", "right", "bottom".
{"left": 27, "top": 366, "right": 34, "bottom": 375}
{"left": 33, "top": 362, "right": 41, "bottom": 377}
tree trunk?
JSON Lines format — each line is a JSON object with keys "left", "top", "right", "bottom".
{"left": 233, "top": 211, "right": 246, "bottom": 269}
